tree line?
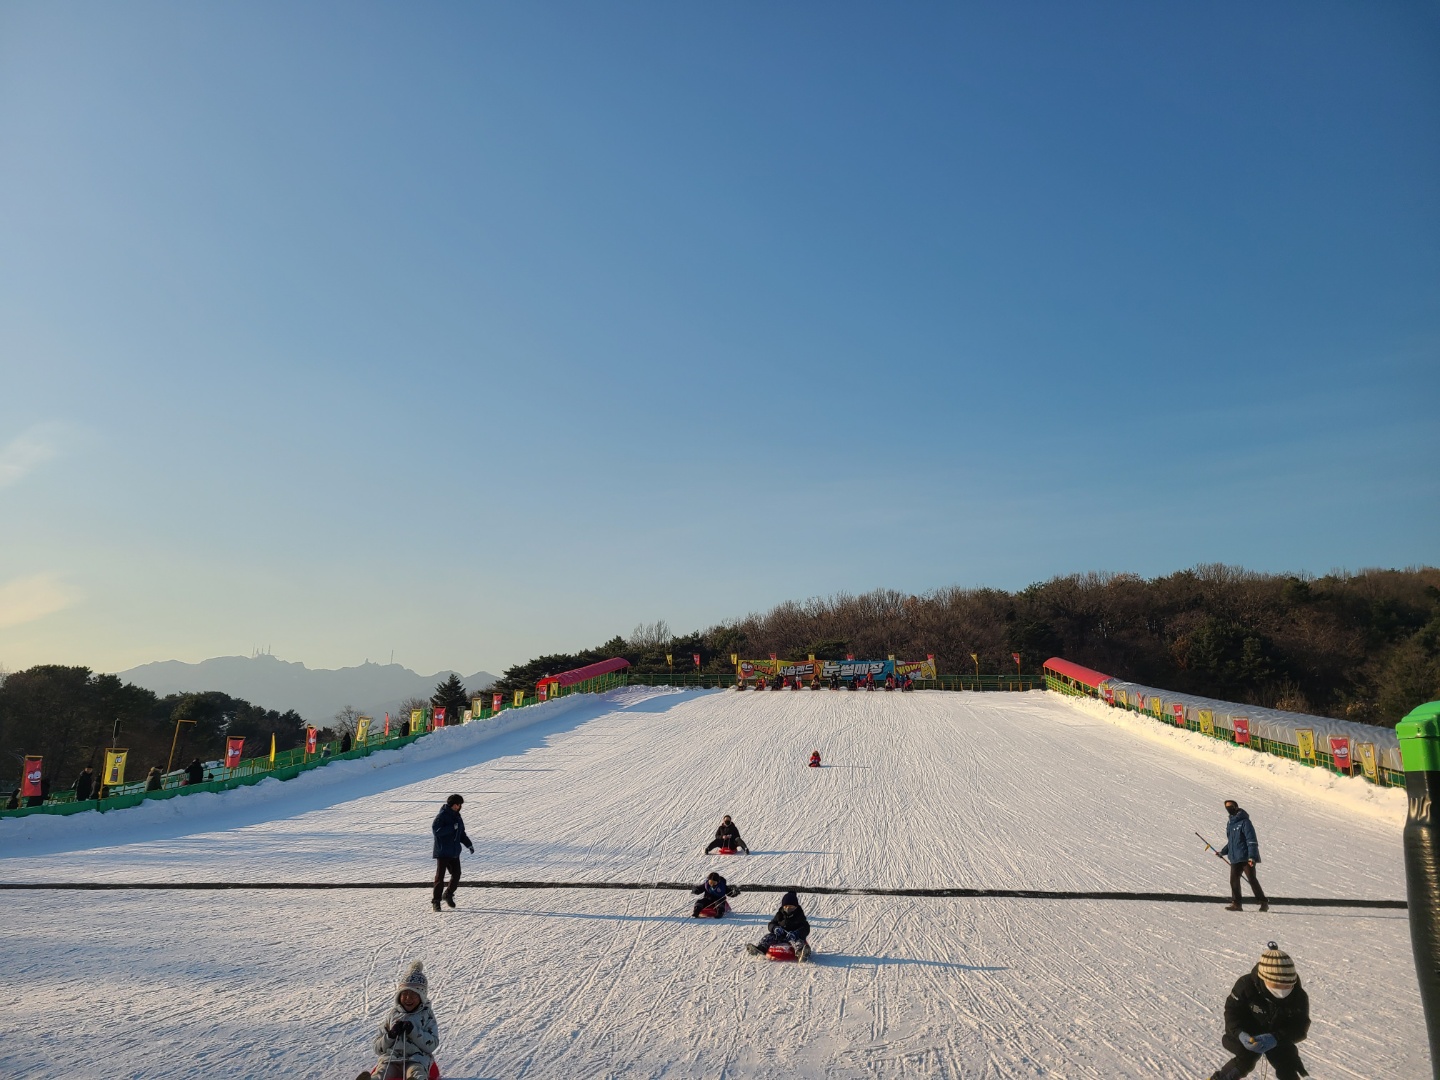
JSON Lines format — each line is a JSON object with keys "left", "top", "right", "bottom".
{"left": 0, "top": 668, "right": 481, "bottom": 797}
{"left": 492, "top": 565, "right": 1440, "bottom": 728}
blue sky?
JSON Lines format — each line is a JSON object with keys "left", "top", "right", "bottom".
{"left": 1, "top": 2, "right": 1436, "bottom": 675}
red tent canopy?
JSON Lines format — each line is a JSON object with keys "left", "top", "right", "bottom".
{"left": 1042, "top": 657, "right": 1113, "bottom": 689}
{"left": 537, "top": 656, "right": 631, "bottom": 690}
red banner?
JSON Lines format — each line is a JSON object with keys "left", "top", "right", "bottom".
{"left": 433, "top": 707, "right": 446, "bottom": 728}
{"left": 305, "top": 728, "right": 318, "bottom": 754}
{"left": 1330, "top": 737, "right": 1352, "bottom": 770}
{"left": 693, "top": 653, "right": 701, "bottom": 669}
{"left": 225, "top": 737, "right": 245, "bottom": 770}
{"left": 384, "top": 712, "right": 390, "bottom": 736}
{"left": 1172, "top": 702, "right": 1186, "bottom": 727}
{"left": 1102, "top": 685, "right": 1114, "bottom": 704}
{"left": 1232, "top": 718, "right": 1250, "bottom": 745}
{"left": 493, "top": 692, "right": 503, "bottom": 712}
{"left": 538, "top": 684, "right": 548, "bottom": 702}
{"left": 20, "top": 756, "right": 43, "bottom": 798}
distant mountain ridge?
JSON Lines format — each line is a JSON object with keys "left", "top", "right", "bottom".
{"left": 116, "top": 654, "right": 497, "bottom": 726}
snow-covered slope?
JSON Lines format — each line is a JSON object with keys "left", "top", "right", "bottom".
{"left": 0, "top": 687, "right": 1425, "bottom": 1078}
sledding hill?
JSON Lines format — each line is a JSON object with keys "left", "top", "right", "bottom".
{"left": 0, "top": 687, "right": 1425, "bottom": 1078}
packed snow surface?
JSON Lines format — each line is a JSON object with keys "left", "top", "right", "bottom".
{"left": 0, "top": 687, "right": 1425, "bottom": 1079}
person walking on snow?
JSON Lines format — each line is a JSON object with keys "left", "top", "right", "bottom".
{"left": 1208, "top": 942, "right": 1310, "bottom": 1080}
{"left": 360, "top": 960, "right": 441, "bottom": 1080}
{"left": 1217, "top": 800, "right": 1268, "bottom": 912}
{"left": 431, "top": 794, "right": 474, "bottom": 911}
{"left": 704, "top": 814, "right": 749, "bottom": 854}
{"left": 746, "top": 890, "right": 812, "bottom": 960}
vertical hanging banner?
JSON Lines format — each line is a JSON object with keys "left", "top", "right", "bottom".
{"left": 1150, "top": 697, "right": 1166, "bottom": 719}
{"left": 462, "top": 709, "right": 471, "bottom": 722}
{"left": 103, "top": 749, "right": 128, "bottom": 787}
{"left": 432, "top": 707, "right": 447, "bottom": 728}
{"left": 665, "top": 654, "right": 673, "bottom": 667}
{"left": 356, "top": 717, "right": 372, "bottom": 742}
{"left": 1197, "top": 709, "right": 1215, "bottom": 736}
{"left": 1102, "top": 685, "right": 1115, "bottom": 705}
{"left": 1358, "top": 742, "right": 1378, "bottom": 779}
{"left": 269, "top": 735, "right": 276, "bottom": 766}
{"left": 493, "top": 692, "right": 503, "bottom": 713}
{"left": 1232, "top": 717, "right": 1251, "bottom": 744}
{"left": 513, "top": 689, "right": 525, "bottom": 708}
{"left": 1329, "top": 737, "right": 1352, "bottom": 771}
{"left": 224, "top": 737, "right": 245, "bottom": 770}
{"left": 383, "top": 713, "right": 391, "bottom": 737}
{"left": 20, "top": 756, "right": 43, "bottom": 798}
{"left": 1132, "top": 692, "right": 1145, "bottom": 711}
{"left": 410, "top": 709, "right": 424, "bottom": 733}
{"left": 470, "top": 697, "right": 486, "bottom": 719}
{"left": 693, "top": 653, "right": 701, "bottom": 670}
{"left": 1114, "top": 689, "right": 1128, "bottom": 708}
{"left": 538, "top": 684, "right": 548, "bottom": 702}
{"left": 730, "top": 653, "right": 738, "bottom": 666}
{"left": 305, "top": 727, "right": 318, "bottom": 754}
{"left": 1295, "top": 728, "right": 1316, "bottom": 762}
{"left": 1171, "top": 702, "right": 1186, "bottom": 727}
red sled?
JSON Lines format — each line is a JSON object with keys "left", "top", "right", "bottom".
{"left": 767, "top": 943, "right": 797, "bottom": 961}
{"left": 716, "top": 847, "right": 737, "bottom": 855}
{"left": 697, "top": 900, "right": 730, "bottom": 918}
{"left": 362, "top": 1061, "right": 441, "bottom": 1080}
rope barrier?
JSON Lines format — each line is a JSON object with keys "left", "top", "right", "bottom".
{"left": 0, "top": 880, "right": 1406, "bottom": 907}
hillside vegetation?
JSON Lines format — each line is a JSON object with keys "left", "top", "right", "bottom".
{"left": 495, "top": 565, "right": 1440, "bottom": 727}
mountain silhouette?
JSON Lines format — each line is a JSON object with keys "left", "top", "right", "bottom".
{"left": 117, "top": 654, "right": 497, "bottom": 726}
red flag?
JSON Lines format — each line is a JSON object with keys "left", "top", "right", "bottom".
{"left": 433, "top": 707, "right": 446, "bottom": 728}
{"left": 1232, "top": 718, "right": 1251, "bottom": 745}
{"left": 1172, "top": 702, "right": 1186, "bottom": 727}
{"left": 20, "top": 756, "right": 43, "bottom": 798}
{"left": 492, "top": 692, "right": 503, "bottom": 712}
{"left": 384, "top": 712, "right": 390, "bottom": 736}
{"left": 770, "top": 653, "right": 777, "bottom": 661}
{"left": 693, "top": 653, "right": 701, "bottom": 669}
{"left": 846, "top": 654, "right": 853, "bottom": 661}
{"left": 305, "top": 727, "right": 318, "bottom": 754}
{"left": 1329, "top": 737, "right": 1352, "bottom": 770}
{"left": 224, "top": 737, "right": 245, "bottom": 770}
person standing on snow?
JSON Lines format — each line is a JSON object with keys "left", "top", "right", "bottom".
{"left": 1208, "top": 941, "right": 1310, "bottom": 1080}
{"left": 1217, "top": 800, "right": 1268, "bottom": 912}
{"left": 431, "top": 794, "right": 474, "bottom": 911}
{"left": 72, "top": 765, "right": 95, "bottom": 802}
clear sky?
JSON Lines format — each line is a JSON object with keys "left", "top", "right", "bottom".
{"left": 2, "top": 2, "right": 1437, "bottom": 677}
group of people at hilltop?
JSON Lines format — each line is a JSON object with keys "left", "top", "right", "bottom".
{"left": 742, "top": 672, "right": 915, "bottom": 691}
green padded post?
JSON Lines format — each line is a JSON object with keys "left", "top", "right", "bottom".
{"left": 1400, "top": 701, "right": 1440, "bottom": 1079}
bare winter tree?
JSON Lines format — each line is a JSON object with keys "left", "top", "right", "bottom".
{"left": 627, "top": 620, "right": 671, "bottom": 651}
{"left": 331, "top": 705, "right": 361, "bottom": 738}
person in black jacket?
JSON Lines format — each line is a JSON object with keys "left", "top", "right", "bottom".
{"left": 690, "top": 872, "right": 735, "bottom": 917}
{"left": 703, "top": 815, "right": 749, "bottom": 854}
{"left": 746, "top": 891, "right": 812, "bottom": 960}
{"left": 184, "top": 758, "right": 205, "bottom": 786}
{"left": 1209, "top": 942, "right": 1310, "bottom": 1080}
{"left": 73, "top": 766, "right": 95, "bottom": 802}
{"left": 430, "top": 794, "right": 474, "bottom": 912}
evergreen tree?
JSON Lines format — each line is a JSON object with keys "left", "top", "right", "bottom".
{"left": 431, "top": 673, "right": 470, "bottom": 718}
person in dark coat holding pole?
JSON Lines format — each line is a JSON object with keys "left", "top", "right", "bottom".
{"left": 1209, "top": 941, "right": 1310, "bottom": 1080}
{"left": 431, "top": 794, "right": 474, "bottom": 912}
{"left": 1218, "top": 800, "right": 1268, "bottom": 912}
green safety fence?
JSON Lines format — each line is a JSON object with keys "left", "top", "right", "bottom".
{"left": 1043, "top": 674, "right": 1406, "bottom": 789}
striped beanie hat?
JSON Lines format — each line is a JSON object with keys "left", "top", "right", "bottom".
{"left": 396, "top": 960, "right": 429, "bottom": 1006}
{"left": 1258, "top": 942, "right": 1297, "bottom": 987}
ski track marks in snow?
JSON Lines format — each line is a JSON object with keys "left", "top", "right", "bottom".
{"left": 0, "top": 687, "right": 1426, "bottom": 1079}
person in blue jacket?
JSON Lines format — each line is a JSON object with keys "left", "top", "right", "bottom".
{"left": 430, "top": 794, "right": 474, "bottom": 912}
{"left": 1217, "top": 800, "right": 1268, "bottom": 912}
{"left": 691, "top": 871, "right": 735, "bottom": 917}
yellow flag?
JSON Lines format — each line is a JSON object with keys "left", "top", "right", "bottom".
{"left": 103, "top": 749, "right": 128, "bottom": 787}
{"left": 666, "top": 654, "right": 673, "bottom": 666}
{"left": 970, "top": 653, "right": 978, "bottom": 663}
{"left": 269, "top": 734, "right": 276, "bottom": 765}
{"left": 513, "top": 689, "right": 526, "bottom": 708}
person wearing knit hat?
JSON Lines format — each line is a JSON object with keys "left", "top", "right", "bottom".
{"left": 360, "top": 961, "right": 441, "bottom": 1080}
{"left": 745, "top": 890, "right": 813, "bottom": 961}
{"left": 1208, "top": 941, "right": 1310, "bottom": 1080}
{"left": 430, "top": 794, "right": 474, "bottom": 912}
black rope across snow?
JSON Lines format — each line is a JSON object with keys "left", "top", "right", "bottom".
{"left": 0, "top": 880, "right": 1406, "bottom": 908}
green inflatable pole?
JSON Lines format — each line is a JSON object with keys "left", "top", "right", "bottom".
{"left": 1399, "top": 701, "right": 1440, "bottom": 1079}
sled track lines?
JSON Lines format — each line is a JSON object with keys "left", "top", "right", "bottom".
{"left": 0, "top": 879, "right": 1406, "bottom": 908}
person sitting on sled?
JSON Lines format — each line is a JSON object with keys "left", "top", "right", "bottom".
{"left": 704, "top": 814, "right": 750, "bottom": 854}
{"left": 363, "top": 961, "right": 440, "bottom": 1080}
{"left": 691, "top": 871, "right": 735, "bottom": 916}
{"left": 809, "top": 750, "right": 821, "bottom": 767}
{"left": 746, "top": 890, "right": 812, "bottom": 960}
{"left": 1208, "top": 942, "right": 1310, "bottom": 1080}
